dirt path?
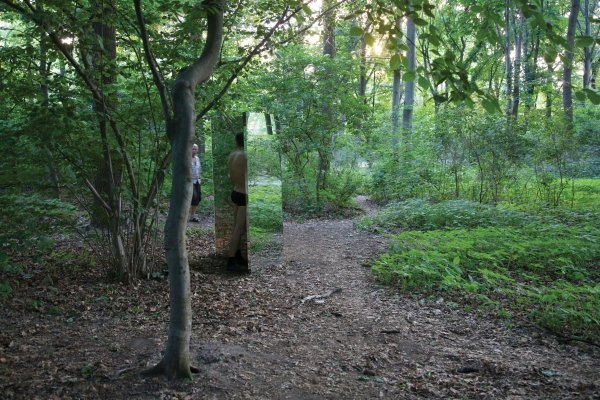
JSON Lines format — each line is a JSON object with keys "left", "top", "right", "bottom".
{"left": 1, "top": 197, "right": 599, "bottom": 399}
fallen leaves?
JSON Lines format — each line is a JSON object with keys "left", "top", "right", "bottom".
{"left": 0, "top": 205, "right": 599, "bottom": 399}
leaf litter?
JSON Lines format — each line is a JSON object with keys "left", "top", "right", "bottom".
{"left": 0, "top": 196, "right": 598, "bottom": 399}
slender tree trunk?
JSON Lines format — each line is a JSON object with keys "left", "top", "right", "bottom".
{"left": 504, "top": 0, "right": 514, "bottom": 117}
{"left": 322, "top": 0, "right": 336, "bottom": 57}
{"left": 88, "top": 0, "right": 132, "bottom": 279}
{"left": 402, "top": 7, "right": 415, "bottom": 148}
{"left": 358, "top": 34, "right": 367, "bottom": 98}
{"left": 582, "top": 0, "right": 597, "bottom": 89}
{"left": 523, "top": 19, "right": 540, "bottom": 111}
{"left": 511, "top": 11, "right": 523, "bottom": 118}
{"left": 546, "top": 64, "right": 554, "bottom": 118}
{"left": 265, "top": 113, "right": 274, "bottom": 135}
{"left": 39, "top": 24, "right": 60, "bottom": 198}
{"left": 391, "top": 17, "right": 403, "bottom": 151}
{"left": 563, "top": 0, "right": 581, "bottom": 136}
{"left": 143, "top": 0, "right": 224, "bottom": 380}
{"left": 392, "top": 69, "right": 402, "bottom": 149}
{"left": 317, "top": 0, "right": 336, "bottom": 196}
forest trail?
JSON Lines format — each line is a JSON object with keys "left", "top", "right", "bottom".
{"left": 182, "top": 195, "right": 599, "bottom": 399}
{"left": 1, "top": 196, "right": 598, "bottom": 399}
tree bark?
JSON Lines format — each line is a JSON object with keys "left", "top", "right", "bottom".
{"left": 563, "top": 0, "right": 581, "bottom": 136}
{"left": 511, "top": 11, "right": 523, "bottom": 118}
{"left": 38, "top": 17, "right": 61, "bottom": 199}
{"left": 145, "top": 0, "right": 224, "bottom": 380}
{"left": 316, "top": 0, "right": 336, "bottom": 197}
{"left": 545, "top": 64, "right": 554, "bottom": 118}
{"left": 358, "top": 34, "right": 367, "bottom": 98}
{"left": 581, "top": 0, "right": 597, "bottom": 89}
{"left": 322, "top": 0, "right": 336, "bottom": 57}
{"left": 523, "top": 16, "right": 540, "bottom": 111}
{"left": 504, "top": 0, "right": 514, "bottom": 117}
{"left": 391, "top": 17, "right": 403, "bottom": 151}
{"left": 402, "top": 6, "right": 416, "bottom": 148}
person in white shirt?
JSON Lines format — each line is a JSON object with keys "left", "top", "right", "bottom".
{"left": 189, "top": 143, "right": 201, "bottom": 222}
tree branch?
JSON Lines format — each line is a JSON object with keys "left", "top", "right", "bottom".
{"left": 133, "top": 0, "right": 173, "bottom": 136}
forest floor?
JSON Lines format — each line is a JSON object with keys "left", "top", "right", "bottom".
{"left": 1, "top": 196, "right": 599, "bottom": 399}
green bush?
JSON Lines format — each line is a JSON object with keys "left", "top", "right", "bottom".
{"left": 249, "top": 184, "right": 283, "bottom": 231}
{"left": 371, "top": 222, "right": 600, "bottom": 341}
{"left": 0, "top": 194, "right": 77, "bottom": 300}
{"left": 0, "top": 194, "right": 77, "bottom": 250}
{"left": 356, "top": 199, "right": 533, "bottom": 233}
{"left": 362, "top": 198, "right": 600, "bottom": 341}
{"left": 0, "top": 194, "right": 77, "bottom": 276}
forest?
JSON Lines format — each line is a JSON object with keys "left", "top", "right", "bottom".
{"left": 1, "top": 0, "right": 599, "bottom": 397}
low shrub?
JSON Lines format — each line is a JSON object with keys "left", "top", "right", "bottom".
{"left": 367, "top": 201, "right": 600, "bottom": 342}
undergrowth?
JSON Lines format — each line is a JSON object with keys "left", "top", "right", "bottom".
{"left": 0, "top": 194, "right": 77, "bottom": 299}
{"left": 361, "top": 198, "right": 600, "bottom": 344}
{"left": 249, "top": 184, "right": 283, "bottom": 253}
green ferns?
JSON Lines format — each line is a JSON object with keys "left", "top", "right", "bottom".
{"left": 366, "top": 199, "right": 600, "bottom": 343}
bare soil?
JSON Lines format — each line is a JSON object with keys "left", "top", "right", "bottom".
{"left": 1, "top": 196, "right": 599, "bottom": 399}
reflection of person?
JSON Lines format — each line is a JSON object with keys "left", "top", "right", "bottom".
{"left": 227, "top": 133, "right": 249, "bottom": 273}
{"left": 189, "top": 143, "right": 201, "bottom": 223}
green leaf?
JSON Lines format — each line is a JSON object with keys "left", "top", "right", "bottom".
{"left": 403, "top": 71, "right": 416, "bottom": 82}
{"left": 584, "top": 89, "right": 600, "bottom": 105}
{"left": 418, "top": 76, "right": 429, "bottom": 90}
{"left": 390, "top": 54, "right": 402, "bottom": 70}
{"left": 481, "top": 98, "right": 500, "bottom": 114}
{"left": 575, "top": 90, "right": 587, "bottom": 102}
{"left": 543, "top": 49, "right": 557, "bottom": 63}
{"left": 349, "top": 25, "right": 364, "bottom": 36}
{"left": 413, "top": 17, "right": 428, "bottom": 26}
{"left": 301, "top": 4, "right": 312, "bottom": 15}
{"left": 364, "top": 32, "right": 376, "bottom": 46}
{"left": 427, "top": 34, "right": 440, "bottom": 47}
{"left": 575, "top": 36, "right": 595, "bottom": 47}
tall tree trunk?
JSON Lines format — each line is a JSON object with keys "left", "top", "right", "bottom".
{"left": 88, "top": 0, "right": 131, "bottom": 278}
{"left": 563, "top": 0, "right": 581, "bottom": 136}
{"left": 322, "top": 0, "right": 336, "bottom": 57}
{"left": 358, "top": 34, "right": 367, "bottom": 98}
{"left": 545, "top": 64, "right": 554, "bottom": 118}
{"left": 39, "top": 23, "right": 60, "bottom": 198}
{"left": 582, "top": 0, "right": 597, "bottom": 89}
{"left": 392, "top": 69, "right": 403, "bottom": 149}
{"left": 523, "top": 18, "right": 540, "bottom": 111}
{"left": 504, "top": 0, "right": 514, "bottom": 117}
{"left": 511, "top": 11, "right": 523, "bottom": 118}
{"left": 402, "top": 7, "right": 416, "bottom": 148}
{"left": 317, "top": 0, "right": 336, "bottom": 197}
{"left": 391, "top": 17, "right": 403, "bottom": 151}
{"left": 143, "top": 0, "right": 224, "bottom": 380}
{"left": 265, "top": 113, "right": 274, "bottom": 135}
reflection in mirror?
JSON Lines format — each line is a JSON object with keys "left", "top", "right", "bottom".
{"left": 211, "top": 112, "right": 283, "bottom": 272}
{"left": 212, "top": 113, "right": 248, "bottom": 266}
{"left": 246, "top": 112, "right": 283, "bottom": 268}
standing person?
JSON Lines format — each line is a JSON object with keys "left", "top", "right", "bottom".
{"left": 189, "top": 143, "right": 201, "bottom": 223}
{"left": 227, "top": 133, "right": 249, "bottom": 273}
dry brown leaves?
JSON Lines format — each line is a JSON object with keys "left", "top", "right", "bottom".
{"left": 1, "top": 198, "right": 599, "bottom": 399}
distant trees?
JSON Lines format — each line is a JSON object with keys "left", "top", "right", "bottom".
{"left": 1, "top": 0, "right": 599, "bottom": 383}
{"left": 2, "top": 0, "right": 598, "bottom": 266}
